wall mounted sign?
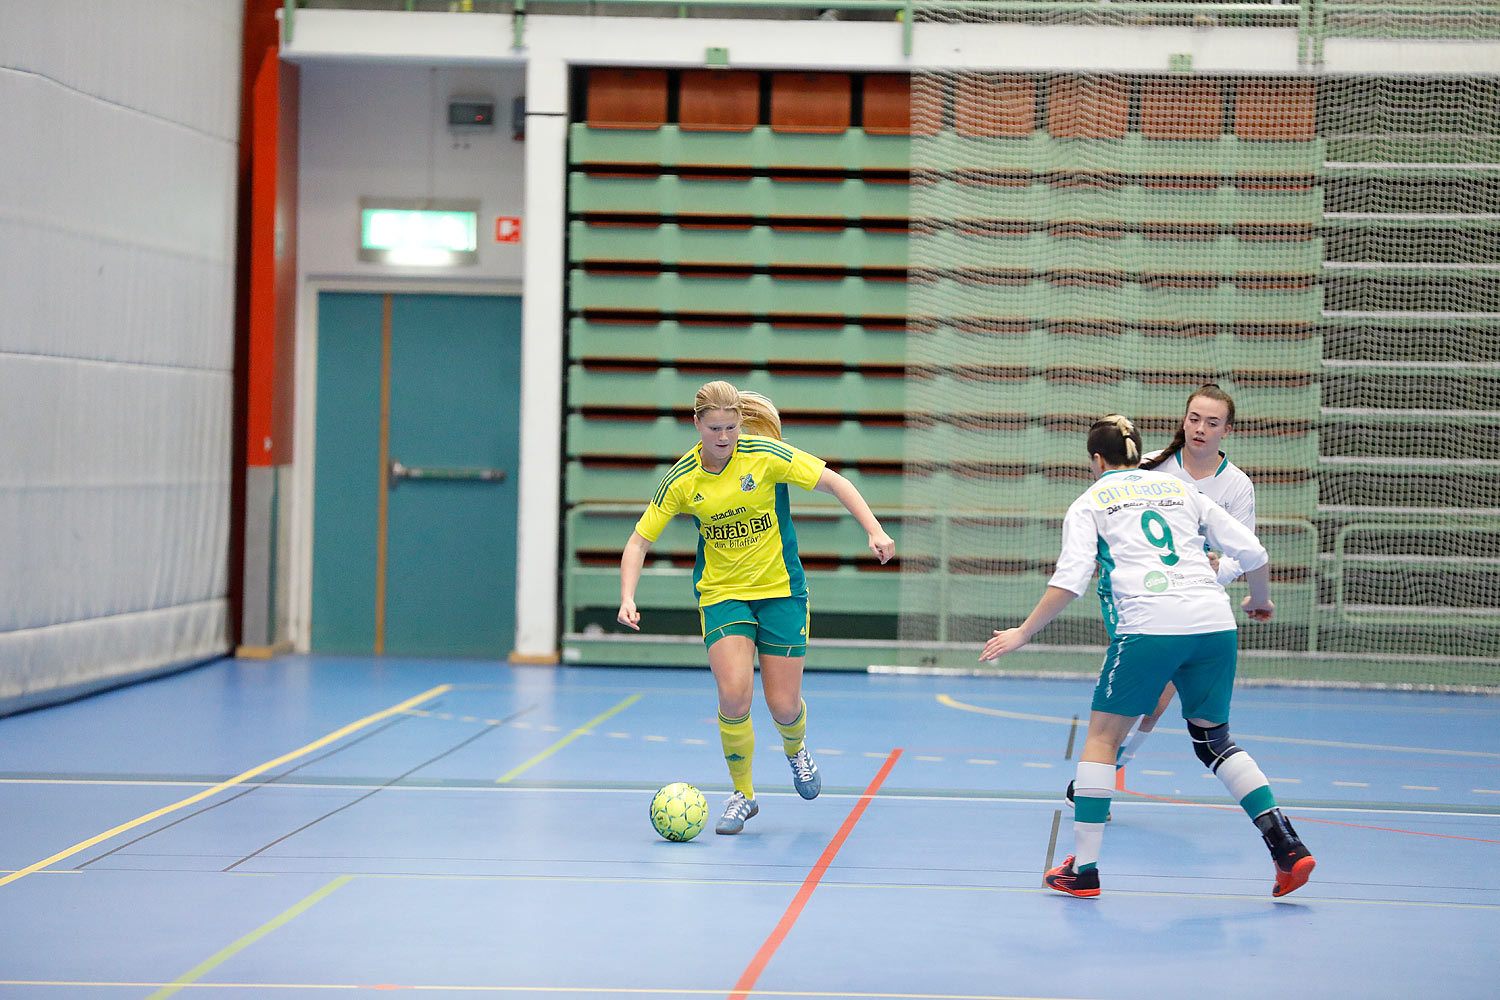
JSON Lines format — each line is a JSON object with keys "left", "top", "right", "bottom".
{"left": 358, "top": 197, "right": 480, "bottom": 266}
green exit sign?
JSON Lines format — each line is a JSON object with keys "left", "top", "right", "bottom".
{"left": 358, "top": 198, "right": 479, "bottom": 265}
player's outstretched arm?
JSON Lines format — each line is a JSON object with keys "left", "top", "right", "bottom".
{"left": 1214, "top": 482, "right": 1257, "bottom": 585}
{"left": 814, "top": 468, "right": 894, "bottom": 564}
{"left": 618, "top": 530, "right": 653, "bottom": 631}
{"left": 980, "top": 586, "right": 1077, "bottom": 661}
{"left": 1240, "top": 564, "right": 1275, "bottom": 622}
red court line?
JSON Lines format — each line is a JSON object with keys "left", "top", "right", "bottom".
{"left": 728, "top": 748, "right": 904, "bottom": 1000}
{"left": 1121, "top": 787, "right": 1500, "bottom": 845}
{"left": 1290, "top": 811, "right": 1500, "bottom": 845}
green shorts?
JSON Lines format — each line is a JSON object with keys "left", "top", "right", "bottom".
{"left": 701, "top": 596, "right": 810, "bottom": 656}
{"left": 1091, "top": 630, "right": 1239, "bottom": 724}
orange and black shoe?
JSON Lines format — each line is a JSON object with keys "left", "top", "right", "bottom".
{"left": 1273, "top": 853, "right": 1316, "bottom": 898}
{"left": 1256, "top": 809, "right": 1316, "bottom": 898}
{"left": 1044, "top": 856, "right": 1101, "bottom": 898}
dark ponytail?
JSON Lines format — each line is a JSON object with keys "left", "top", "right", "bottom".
{"left": 1140, "top": 383, "right": 1236, "bottom": 471}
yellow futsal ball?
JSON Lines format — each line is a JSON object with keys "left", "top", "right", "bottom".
{"left": 650, "top": 782, "right": 707, "bottom": 842}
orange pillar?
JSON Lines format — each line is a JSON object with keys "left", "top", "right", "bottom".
{"left": 237, "top": 2, "right": 299, "bottom": 655}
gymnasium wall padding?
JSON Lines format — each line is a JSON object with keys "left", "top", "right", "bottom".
{"left": 0, "top": 3, "right": 237, "bottom": 707}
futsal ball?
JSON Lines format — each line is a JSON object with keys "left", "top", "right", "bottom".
{"left": 650, "top": 782, "right": 707, "bottom": 842}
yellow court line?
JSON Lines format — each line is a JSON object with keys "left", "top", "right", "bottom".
{"left": 0, "top": 684, "right": 451, "bottom": 890}
{"left": 145, "top": 875, "right": 354, "bottom": 999}
{"left": 496, "top": 694, "right": 641, "bottom": 783}
{"left": 936, "top": 694, "right": 1500, "bottom": 758}
{"left": 936, "top": 694, "right": 1077, "bottom": 725}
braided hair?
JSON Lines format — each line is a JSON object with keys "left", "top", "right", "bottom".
{"left": 1140, "top": 383, "right": 1236, "bottom": 471}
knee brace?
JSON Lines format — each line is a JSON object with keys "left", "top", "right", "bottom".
{"left": 1188, "top": 721, "right": 1243, "bottom": 773}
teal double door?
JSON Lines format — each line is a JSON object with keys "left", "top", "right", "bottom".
{"left": 312, "top": 292, "right": 521, "bottom": 657}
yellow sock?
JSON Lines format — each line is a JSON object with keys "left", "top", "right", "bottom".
{"left": 718, "top": 710, "right": 755, "bottom": 799}
{"left": 773, "top": 699, "right": 807, "bottom": 757}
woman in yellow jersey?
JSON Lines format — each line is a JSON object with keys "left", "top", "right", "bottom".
{"left": 618, "top": 380, "right": 895, "bottom": 834}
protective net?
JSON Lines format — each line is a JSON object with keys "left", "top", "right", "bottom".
{"left": 900, "top": 16, "right": 1499, "bottom": 687}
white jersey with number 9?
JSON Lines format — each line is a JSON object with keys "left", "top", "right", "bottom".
{"left": 1047, "top": 468, "right": 1269, "bottom": 636}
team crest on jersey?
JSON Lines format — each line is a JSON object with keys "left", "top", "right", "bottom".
{"left": 739, "top": 473, "right": 756, "bottom": 492}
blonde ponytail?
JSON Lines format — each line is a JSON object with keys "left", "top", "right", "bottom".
{"left": 693, "top": 381, "right": 783, "bottom": 441}
{"left": 1086, "top": 414, "right": 1143, "bottom": 468}
{"left": 1113, "top": 415, "right": 1140, "bottom": 464}
{"left": 736, "top": 390, "right": 783, "bottom": 441}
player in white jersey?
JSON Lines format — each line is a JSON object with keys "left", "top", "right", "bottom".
{"left": 1078, "top": 384, "right": 1255, "bottom": 788}
{"left": 1144, "top": 383, "right": 1255, "bottom": 584}
{"left": 982, "top": 415, "right": 1315, "bottom": 898}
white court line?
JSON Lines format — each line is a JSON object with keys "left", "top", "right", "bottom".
{"left": 935, "top": 694, "right": 1500, "bottom": 758}
{"left": 5, "top": 778, "right": 1499, "bottom": 820}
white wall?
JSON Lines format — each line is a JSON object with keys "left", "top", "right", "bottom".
{"left": 0, "top": 0, "right": 242, "bottom": 708}
{"left": 291, "top": 60, "right": 530, "bottom": 651}
{"left": 298, "top": 62, "right": 528, "bottom": 283}
{"left": 289, "top": 11, "right": 1305, "bottom": 74}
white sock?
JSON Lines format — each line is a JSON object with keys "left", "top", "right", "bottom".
{"left": 1071, "top": 761, "right": 1115, "bottom": 869}
{"left": 1216, "top": 751, "right": 1270, "bottom": 802}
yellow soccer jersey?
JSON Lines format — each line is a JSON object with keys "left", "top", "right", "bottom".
{"left": 634, "top": 435, "right": 827, "bottom": 607}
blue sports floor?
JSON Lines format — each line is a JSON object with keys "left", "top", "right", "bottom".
{"left": 1, "top": 656, "right": 1498, "bottom": 998}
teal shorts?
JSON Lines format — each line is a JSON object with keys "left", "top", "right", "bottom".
{"left": 701, "top": 596, "right": 809, "bottom": 656}
{"left": 1091, "top": 630, "right": 1239, "bottom": 724}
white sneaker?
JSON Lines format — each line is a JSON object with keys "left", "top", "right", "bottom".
{"left": 788, "top": 747, "right": 821, "bottom": 799}
{"left": 715, "top": 791, "right": 759, "bottom": 834}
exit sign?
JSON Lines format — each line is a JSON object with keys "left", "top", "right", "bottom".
{"left": 357, "top": 198, "right": 480, "bottom": 265}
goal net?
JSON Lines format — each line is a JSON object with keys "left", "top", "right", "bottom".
{"left": 898, "top": 8, "right": 1500, "bottom": 688}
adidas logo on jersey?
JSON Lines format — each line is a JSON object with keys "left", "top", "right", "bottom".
{"left": 692, "top": 492, "right": 705, "bottom": 503}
